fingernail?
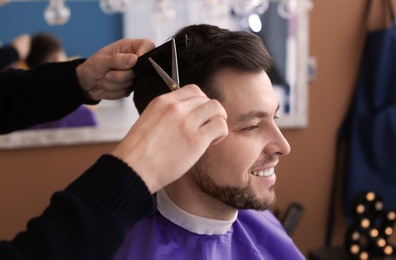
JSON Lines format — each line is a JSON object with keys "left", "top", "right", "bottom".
{"left": 125, "top": 55, "right": 132, "bottom": 66}
{"left": 125, "top": 54, "right": 136, "bottom": 66}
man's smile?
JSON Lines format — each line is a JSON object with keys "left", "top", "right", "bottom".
{"left": 251, "top": 167, "right": 275, "bottom": 177}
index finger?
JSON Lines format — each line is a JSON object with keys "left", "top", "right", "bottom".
{"left": 162, "top": 84, "right": 208, "bottom": 101}
{"left": 116, "top": 38, "right": 156, "bottom": 56}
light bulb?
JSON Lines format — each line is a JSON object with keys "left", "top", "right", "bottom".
{"left": 44, "top": 0, "right": 70, "bottom": 26}
{"left": 231, "top": 0, "right": 256, "bottom": 16}
{"left": 254, "top": 0, "right": 269, "bottom": 15}
{"left": 277, "top": 0, "right": 297, "bottom": 19}
{"left": 100, "top": 0, "right": 129, "bottom": 14}
{"left": 248, "top": 13, "right": 262, "bottom": 32}
{"left": 150, "top": 0, "right": 176, "bottom": 26}
{"left": 231, "top": 0, "right": 268, "bottom": 16}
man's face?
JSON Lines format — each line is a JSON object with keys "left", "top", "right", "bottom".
{"left": 190, "top": 70, "right": 291, "bottom": 211}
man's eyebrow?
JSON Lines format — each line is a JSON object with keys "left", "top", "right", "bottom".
{"left": 233, "top": 104, "right": 280, "bottom": 125}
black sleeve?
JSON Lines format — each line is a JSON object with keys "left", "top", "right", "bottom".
{"left": 0, "top": 155, "right": 155, "bottom": 260}
{"left": 0, "top": 46, "right": 19, "bottom": 71}
{"left": 0, "top": 59, "right": 99, "bottom": 134}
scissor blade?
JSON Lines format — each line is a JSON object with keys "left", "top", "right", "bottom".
{"left": 171, "top": 38, "right": 180, "bottom": 86}
{"left": 149, "top": 57, "right": 180, "bottom": 91}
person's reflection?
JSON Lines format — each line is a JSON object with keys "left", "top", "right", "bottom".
{"left": 25, "top": 32, "right": 97, "bottom": 130}
{"left": 254, "top": 2, "right": 291, "bottom": 115}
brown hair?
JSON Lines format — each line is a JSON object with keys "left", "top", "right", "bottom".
{"left": 133, "top": 24, "right": 272, "bottom": 114}
{"left": 26, "top": 32, "right": 63, "bottom": 69}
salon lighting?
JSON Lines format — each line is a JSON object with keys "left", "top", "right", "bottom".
{"left": 248, "top": 13, "right": 262, "bottom": 32}
{"left": 277, "top": 0, "right": 297, "bottom": 19}
{"left": 231, "top": 0, "right": 269, "bottom": 16}
{"left": 0, "top": 0, "right": 302, "bottom": 26}
{"left": 149, "top": 0, "right": 176, "bottom": 26}
{"left": 99, "top": 0, "right": 129, "bottom": 14}
{"left": 44, "top": 0, "right": 70, "bottom": 25}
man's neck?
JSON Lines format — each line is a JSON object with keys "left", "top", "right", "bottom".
{"left": 165, "top": 179, "right": 238, "bottom": 221}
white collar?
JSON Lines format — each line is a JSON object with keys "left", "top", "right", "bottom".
{"left": 156, "top": 189, "right": 238, "bottom": 235}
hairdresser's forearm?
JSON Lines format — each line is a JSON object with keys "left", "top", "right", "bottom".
{"left": 0, "top": 155, "right": 155, "bottom": 260}
{"left": 0, "top": 59, "right": 98, "bottom": 134}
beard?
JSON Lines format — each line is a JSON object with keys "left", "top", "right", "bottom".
{"left": 190, "top": 159, "right": 276, "bottom": 211}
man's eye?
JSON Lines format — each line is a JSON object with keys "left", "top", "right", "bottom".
{"left": 242, "top": 125, "right": 259, "bottom": 131}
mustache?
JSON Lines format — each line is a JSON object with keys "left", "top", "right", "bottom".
{"left": 249, "top": 156, "right": 279, "bottom": 171}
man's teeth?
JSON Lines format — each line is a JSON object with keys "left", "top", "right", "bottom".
{"left": 251, "top": 168, "right": 275, "bottom": 177}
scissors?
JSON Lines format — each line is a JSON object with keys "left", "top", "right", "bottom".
{"left": 148, "top": 38, "right": 180, "bottom": 92}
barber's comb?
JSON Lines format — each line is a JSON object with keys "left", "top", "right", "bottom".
{"left": 132, "top": 35, "right": 189, "bottom": 78}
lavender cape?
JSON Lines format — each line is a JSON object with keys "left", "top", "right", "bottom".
{"left": 114, "top": 209, "right": 304, "bottom": 260}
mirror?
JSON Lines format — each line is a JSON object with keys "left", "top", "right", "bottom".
{"left": 0, "top": 0, "right": 312, "bottom": 149}
{"left": 124, "top": 0, "right": 312, "bottom": 128}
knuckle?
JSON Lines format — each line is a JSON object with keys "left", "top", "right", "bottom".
{"left": 185, "top": 84, "right": 204, "bottom": 95}
{"left": 150, "top": 94, "right": 172, "bottom": 109}
{"left": 143, "top": 39, "right": 156, "bottom": 48}
{"left": 208, "top": 99, "right": 221, "bottom": 107}
{"left": 208, "top": 99, "right": 226, "bottom": 115}
{"left": 166, "top": 102, "right": 183, "bottom": 115}
{"left": 152, "top": 94, "right": 167, "bottom": 106}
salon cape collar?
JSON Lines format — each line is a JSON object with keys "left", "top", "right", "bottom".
{"left": 156, "top": 189, "right": 238, "bottom": 235}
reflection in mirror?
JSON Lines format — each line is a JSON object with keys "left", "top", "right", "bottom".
{"left": 124, "top": 0, "right": 312, "bottom": 128}
{"left": 0, "top": 0, "right": 311, "bottom": 149}
{"left": 253, "top": 2, "right": 294, "bottom": 120}
{"left": 249, "top": 0, "right": 312, "bottom": 128}
{"left": 0, "top": 3, "right": 132, "bottom": 149}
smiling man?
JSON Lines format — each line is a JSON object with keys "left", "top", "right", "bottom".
{"left": 115, "top": 24, "right": 304, "bottom": 259}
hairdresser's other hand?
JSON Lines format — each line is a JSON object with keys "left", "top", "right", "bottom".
{"left": 76, "top": 38, "right": 155, "bottom": 101}
{"left": 112, "top": 85, "right": 228, "bottom": 193}
{"left": 12, "top": 34, "right": 31, "bottom": 61}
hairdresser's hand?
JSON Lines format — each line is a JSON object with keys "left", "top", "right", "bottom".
{"left": 76, "top": 38, "right": 155, "bottom": 101}
{"left": 112, "top": 85, "right": 228, "bottom": 193}
{"left": 12, "top": 34, "right": 31, "bottom": 60}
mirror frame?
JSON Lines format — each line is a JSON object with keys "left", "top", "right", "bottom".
{"left": 277, "top": 0, "right": 312, "bottom": 128}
